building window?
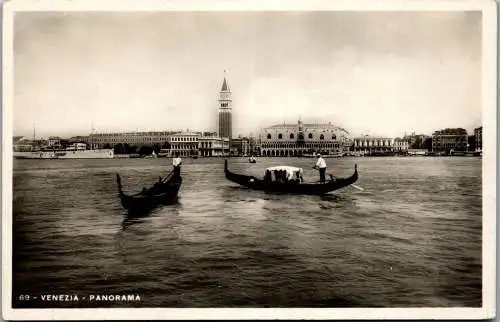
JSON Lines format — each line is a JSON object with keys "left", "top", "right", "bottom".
{"left": 308, "top": 133, "right": 313, "bottom": 139}
{"left": 278, "top": 133, "right": 283, "bottom": 139}
{"left": 267, "top": 134, "right": 271, "bottom": 139}
{"left": 332, "top": 134, "right": 336, "bottom": 140}
{"left": 290, "top": 133, "right": 294, "bottom": 139}
{"left": 320, "top": 134, "right": 324, "bottom": 140}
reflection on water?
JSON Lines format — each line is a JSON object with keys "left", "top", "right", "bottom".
{"left": 12, "top": 157, "right": 481, "bottom": 308}
{"left": 121, "top": 202, "right": 183, "bottom": 231}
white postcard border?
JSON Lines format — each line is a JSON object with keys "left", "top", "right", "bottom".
{"left": 2, "top": 0, "right": 497, "bottom": 320}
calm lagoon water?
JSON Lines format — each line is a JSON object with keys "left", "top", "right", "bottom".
{"left": 12, "top": 156, "right": 482, "bottom": 308}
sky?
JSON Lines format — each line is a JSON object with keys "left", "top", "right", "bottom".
{"left": 14, "top": 11, "right": 482, "bottom": 138}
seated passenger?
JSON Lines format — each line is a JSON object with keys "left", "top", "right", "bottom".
{"left": 283, "top": 170, "right": 289, "bottom": 183}
{"left": 264, "top": 170, "right": 272, "bottom": 183}
{"left": 273, "top": 170, "right": 280, "bottom": 183}
{"left": 291, "top": 170, "right": 303, "bottom": 184}
{"left": 275, "top": 170, "right": 285, "bottom": 183}
{"left": 280, "top": 170, "right": 288, "bottom": 183}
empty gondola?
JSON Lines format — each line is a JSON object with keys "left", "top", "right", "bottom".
{"left": 116, "top": 169, "right": 182, "bottom": 213}
{"left": 224, "top": 160, "right": 358, "bottom": 195}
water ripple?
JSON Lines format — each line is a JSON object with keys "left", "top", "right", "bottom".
{"left": 12, "top": 157, "right": 482, "bottom": 308}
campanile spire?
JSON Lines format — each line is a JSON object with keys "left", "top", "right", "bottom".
{"left": 218, "top": 71, "right": 232, "bottom": 141}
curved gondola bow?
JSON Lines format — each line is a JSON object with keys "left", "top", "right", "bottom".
{"left": 116, "top": 170, "right": 182, "bottom": 213}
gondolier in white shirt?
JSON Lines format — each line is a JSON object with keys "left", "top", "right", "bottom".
{"left": 313, "top": 153, "right": 327, "bottom": 183}
{"left": 172, "top": 152, "right": 182, "bottom": 179}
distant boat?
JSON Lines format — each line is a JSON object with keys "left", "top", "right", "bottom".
{"left": 249, "top": 156, "right": 257, "bottom": 163}
{"left": 143, "top": 151, "right": 158, "bottom": 159}
{"left": 224, "top": 160, "right": 359, "bottom": 195}
{"left": 14, "top": 148, "right": 114, "bottom": 159}
{"left": 450, "top": 150, "right": 466, "bottom": 156}
{"left": 465, "top": 151, "right": 482, "bottom": 157}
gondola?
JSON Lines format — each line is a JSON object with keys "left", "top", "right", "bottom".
{"left": 224, "top": 160, "right": 358, "bottom": 195}
{"left": 248, "top": 157, "right": 257, "bottom": 163}
{"left": 116, "top": 169, "right": 182, "bottom": 213}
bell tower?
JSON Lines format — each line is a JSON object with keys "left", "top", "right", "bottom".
{"left": 218, "top": 72, "right": 232, "bottom": 141}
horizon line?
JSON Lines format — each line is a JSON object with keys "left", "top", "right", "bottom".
{"left": 14, "top": 124, "right": 482, "bottom": 140}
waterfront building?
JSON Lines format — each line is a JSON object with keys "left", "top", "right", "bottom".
{"left": 90, "top": 131, "right": 175, "bottom": 149}
{"left": 69, "top": 136, "right": 90, "bottom": 145}
{"left": 474, "top": 126, "right": 482, "bottom": 151}
{"left": 167, "top": 132, "right": 230, "bottom": 157}
{"left": 351, "top": 136, "right": 409, "bottom": 154}
{"left": 203, "top": 131, "right": 218, "bottom": 137}
{"left": 168, "top": 132, "right": 201, "bottom": 157}
{"left": 47, "top": 136, "right": 62, "bottom": 148}
{"left": 393, "top": 137, "right": 410, "bottom": 153}
{"left": 199, "top": 135, "right": 230, "bottom": 157}
{"left": 13, "top": 144, "right": 34, "bottom": 152}
{"left": 258, "top": 120, "right": 351, "bottom": 157}
{"left": 247, "top": 135, "right": 258, "bottom": 156}
{"left": 352, "top": 136, "right": 394, "bottom": 153}
{"left": 218, "top": 76, "right": 232, "bottom": 142}
{"left": 13, "top": 137, "right": 34, "bottom": 152}
{"left": 88, "top": 129, "right": 231, "bottom": 156}
{"left": 231, "top": 136, "right": 250, "bottom": 156}
{"left": 431, "top": 128, "right": 468, "bottom": 153}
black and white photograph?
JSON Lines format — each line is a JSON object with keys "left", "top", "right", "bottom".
{"left": 2, "top": 0, "right": 497, "bottom": 320}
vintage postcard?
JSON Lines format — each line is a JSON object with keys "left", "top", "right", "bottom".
{"left": 2, "top": 0, "right": 497, "bottom": 320}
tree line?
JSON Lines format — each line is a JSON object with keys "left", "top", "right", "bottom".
{"left": 409, "top": 137, "right": 433, "bottom": 150}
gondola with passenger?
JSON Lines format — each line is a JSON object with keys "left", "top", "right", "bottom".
{"left": 116, "top": 169, "right": 182, "bottom": 213}
{"left": 224, "top": 160, "right": 358, "bottom": 195}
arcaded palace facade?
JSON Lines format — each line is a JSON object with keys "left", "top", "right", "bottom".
{"left": 258, "top": 120, "right": 352, "bottom": 157}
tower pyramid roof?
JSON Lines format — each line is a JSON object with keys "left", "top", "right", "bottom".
{"left": 221, "top": 77, "right": 229, "bottom": 92}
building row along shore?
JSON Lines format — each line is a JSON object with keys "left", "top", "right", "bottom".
{"left": 14, "top": 76, "right": 482, "bottom": 158}
{"left": 13, "top": 125, "right": 482, "bottom": 158}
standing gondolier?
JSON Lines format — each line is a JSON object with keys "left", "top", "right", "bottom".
{"left": 313, "top": 153, "right": 327, "bottom": 183}
{"left": 172, "top": 152, "right": 182, "bottom": 179}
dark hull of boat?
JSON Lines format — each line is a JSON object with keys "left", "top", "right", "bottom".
{"left": 224, "top": 160, "right": 358, "bottom": 195}
{"left": 116, "top": 174, "right": 182, "bottom": 213}
{"left": 249, "top": 160, "right": 257, "bottom": 163}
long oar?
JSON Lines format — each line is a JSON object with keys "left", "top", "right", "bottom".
{"left": 325, "top": 170, "right": 365, "bottom": 191}
{"left": 350, "top": 183, "right": 365, "bottom": 191}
